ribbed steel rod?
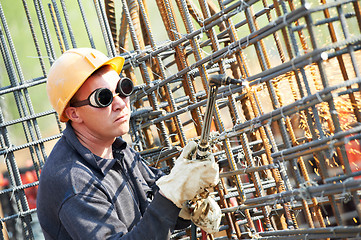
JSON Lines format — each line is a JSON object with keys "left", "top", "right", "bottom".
{"left": 137, "top": 0, "right": 187, "bottom": 147}
{"left": 59, "top": 0, "right": 76, "bottom": 48}
{"left": 50, "top": 0, "right": 69, "bottom": 50}
{"left": 48, "top": 3, "right": 66, "bottom": 52}
{"left": 33, "top": 0, "right": 56, "bottom": 65}
{"left": 122, "top": 0, "right": 171, "bottom": 149}
{"left": 22, "top": 0, "right": 47, "bottom": 75}
{"left": 77, "top": 0, "right": 96, "bottom": 49}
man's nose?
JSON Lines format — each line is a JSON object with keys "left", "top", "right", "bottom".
{"left": 112, "top": 94, "right": 127, "bottom": 109}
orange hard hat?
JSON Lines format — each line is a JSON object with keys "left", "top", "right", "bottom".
{"left": 46, "top": 48, "right": 125, "bottom": 122}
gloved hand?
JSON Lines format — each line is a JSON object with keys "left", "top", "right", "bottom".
{"left": 179, "top": 196, "right": 222, "bottom": 234}
{"left": 156, "top": 141, "right": 219, "bottom": 208}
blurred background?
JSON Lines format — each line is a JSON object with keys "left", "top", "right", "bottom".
{"left": 0, "top": 0, "right": 361, "bottom": 239}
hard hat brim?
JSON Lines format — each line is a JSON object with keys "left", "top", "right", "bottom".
{"left": 103, "top": 56, "right": 125, "bottom": 75}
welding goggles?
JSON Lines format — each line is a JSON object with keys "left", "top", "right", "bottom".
{"left": 71, "top": 77, "right": 134, "bottom": 108}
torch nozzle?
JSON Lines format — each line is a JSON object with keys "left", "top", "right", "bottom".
{"left": 209, "top": 74, "right": 244, "bottom": 86}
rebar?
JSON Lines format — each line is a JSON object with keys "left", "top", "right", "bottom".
{"left": 0, "top": 0, "right": 361, "bottom": 239}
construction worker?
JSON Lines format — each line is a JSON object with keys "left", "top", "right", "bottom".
{"left": 37, "top": 48, "right": 221, "bottom": 239}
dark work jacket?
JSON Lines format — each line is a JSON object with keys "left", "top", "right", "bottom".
{"left": 37, "top": 122, "right": 189, "bottom": 239}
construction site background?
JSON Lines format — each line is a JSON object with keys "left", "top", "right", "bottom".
{"left": 0, "top": 0, "right": 361, "bottom": 239}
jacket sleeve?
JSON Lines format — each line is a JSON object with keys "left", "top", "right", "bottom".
{"left": 133, "top": 150, "right": 192, "bottom": 231}
{"left": 132, "top": 149, "right": 164, "bottom": 188}
{"left": 59, "top": 191, "right": 182, "bottom": 240}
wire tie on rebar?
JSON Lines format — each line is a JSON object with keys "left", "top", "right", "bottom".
{"left": 250, "top": 118, "right": 255, "bottom": 133}
{"left": 330, "top": 109, "right": 338, "bottom": 115}
{"left": 304, "top": 233, "right": 309, "bottom": 240}
{"left": 280, "top": 150, "right": 285, "bottom": 162}
{"left": 342, "top": 177, "right": 352, "bottom": 198}
{"left": 10, "top": 187, "right": 16, "bottom": 202}
{"left": 3, "top": 150, "right": 8, "bottom": 163}
{"left": 282, "top": 12, "right": 290, "bottom": 27}
{"left": 156, "top": 84, "right": 161, "bottom": 99}
{"left": 318, "top": 189, "right": 325, "bottom": 203}
{"left": 129, "top": 56, "right": 135, "bottom": 69}
{"left": 299, "top": 180, "right": 317, "bottom": 200}
{"left": 237, "top": 0, "right": 249, "bottom": 13}
{"left": 315, "top": 92, "right": 323, "bottom": 103}
{"left": 224, "top": 45, "right": 232, "bottom": 59}
{"left": 199, "top": 26, "right": 205, "bottom": 40}
{"left": 149, "top": 51, "right": 153, "bottom": 68}
{"left": 298, "top": 185, "right": 307, "bottom": 200}
{"left": 291, "top": 57, "right": 297, "bottom": 71}
{"left": 273, "top": 198, "right": 279, "bottom": 214}
{"left": 246, "top": 35, "right": 250, "bottom": 48}
{"left": 238, "top": 38, "right": 243, "bottom": 51}
{"left": 299, "top": 96, "right": 305, "bottom": 107}
{"left": 170, "top": 29, "right": 183, "bottom": 39}
{"left": 228, "top": 84, "right": 234, "bottom": 96}
{"left": 280, "top": 107, "right": 286, "bottom": 120}
{"left": 155, "top": 146, "right": 169, "bottom": 168}
{"left": 332, "top": 226, "right": 337, "bottom": 237}
{"left": 251, "top": 233, "right": 260, "bottom": 239}
{"left": 142, "top": 86, "right": 148, "bottom": 96}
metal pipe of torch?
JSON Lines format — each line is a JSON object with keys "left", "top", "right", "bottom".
{"left": 196, "top": 74, "right": 243, "bottom": 159}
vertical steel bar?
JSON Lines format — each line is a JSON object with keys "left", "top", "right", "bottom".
{"left": 121, "top": 0, "right": 171, "bottom": 151}
{"left": 242, "top": 2, "right": 302, "bottom": 229}
{"left": 217, "top": 0, "right": 296, "bottom": 232}
{"left": 256, "top": 0, "right": 318, "bottom": 229}
{"left": 0, "top": 0, "right": 46, "bottom": 180}
{"left": 198, "top": 0, "right": 244, "bottom": 235}
{"left": 137, "top": 0, "right": 187, "bottom": 148}
{"left": 77, "top": 0, "right": 96, "bottom": 49}
{"left": 105, "top": 0, "right": 118, "bottom": 52}
{"left": 281, "top": 0, "right": 343, "bottom": 226}
{"left": 306, "top": 0, "right": 361, "bottom": 221}
{"left": 22, "top": 0, "right": 47, "bottom": 76}
{"left": 176, "top": 0, "right": 247, "bottom": 204}
{"left": 48, "top": 3, "right": 66, "bottom": 53}
{"left": 215, "top": 181, "right": 240, "bottom": 238}
{"left": 125, "top": 0, "right": 170, "bottom": 153}
{"left": 353, "top": 0, "right": 361, "bottom": 32}
{"left": 50, "top": 0, "right": 69, "bottom": 50}
{"left": 59, "top": 0, "right": 77, "bottom": 48}
{"left": 155, "top": 0, "right": 203, "bottom": 135}
{"left": 33, "top": 0, "right": 56, "bottom": 65}
{"left": 320, "top": 0, "right": 361, "bottom": 122}
{"left": 92, "top": 0, "right": 114, "bottom": 57}
{"left": 0, "top": 23, "right": 34, "bottom": 240}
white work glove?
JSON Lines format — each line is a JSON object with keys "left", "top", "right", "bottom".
{"left": 156, "top": 141, "right": 219, "bottom": 208}
{"left": 179, "top": 196, "right": 222, "bottom": 234}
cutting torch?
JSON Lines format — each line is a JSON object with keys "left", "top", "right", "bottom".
{"left": 196, "top": 74, "right": 244, "bottom": 160}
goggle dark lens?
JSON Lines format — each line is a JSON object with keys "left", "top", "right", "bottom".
{"left": 95, "top": 88, "right": 113, "bottom": 107}
{"left": 117, "top": 77, "right": 134, "bottom": 97}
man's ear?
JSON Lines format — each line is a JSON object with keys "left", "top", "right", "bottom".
{"left": 64, "top": 107, "right": 82, "bottom": 123}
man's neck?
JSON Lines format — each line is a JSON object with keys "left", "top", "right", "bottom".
{"left": 72, "top": 124, "right": 115, "bottom": 159}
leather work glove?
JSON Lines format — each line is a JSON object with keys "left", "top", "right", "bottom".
{"left": 156, "top": 141, "right": 219, "bottom": 208}
{"left": 179, "top": 196, "right": 222, "bottom": 234}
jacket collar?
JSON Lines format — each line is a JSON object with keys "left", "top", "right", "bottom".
{"left": 63, "top": 122, "right": 127, "bottom": 175}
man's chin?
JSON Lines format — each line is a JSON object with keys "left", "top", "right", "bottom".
{"left": 114, "top": 123, "right": 129, "bottom": 137}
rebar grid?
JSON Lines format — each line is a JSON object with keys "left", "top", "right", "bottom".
{"left": 0, "top": 0, "right": 360, "bottom": 239}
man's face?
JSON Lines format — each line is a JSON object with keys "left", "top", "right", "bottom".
{"left": 71, "top": 66, "right": 131, "bottom": 140}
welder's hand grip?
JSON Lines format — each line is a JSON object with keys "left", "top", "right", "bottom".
{"left": 179, "top": 196, "right": 221, "bottom": 234}
{"left": 156, "top": 141, "right": 219, "bottom": 208}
